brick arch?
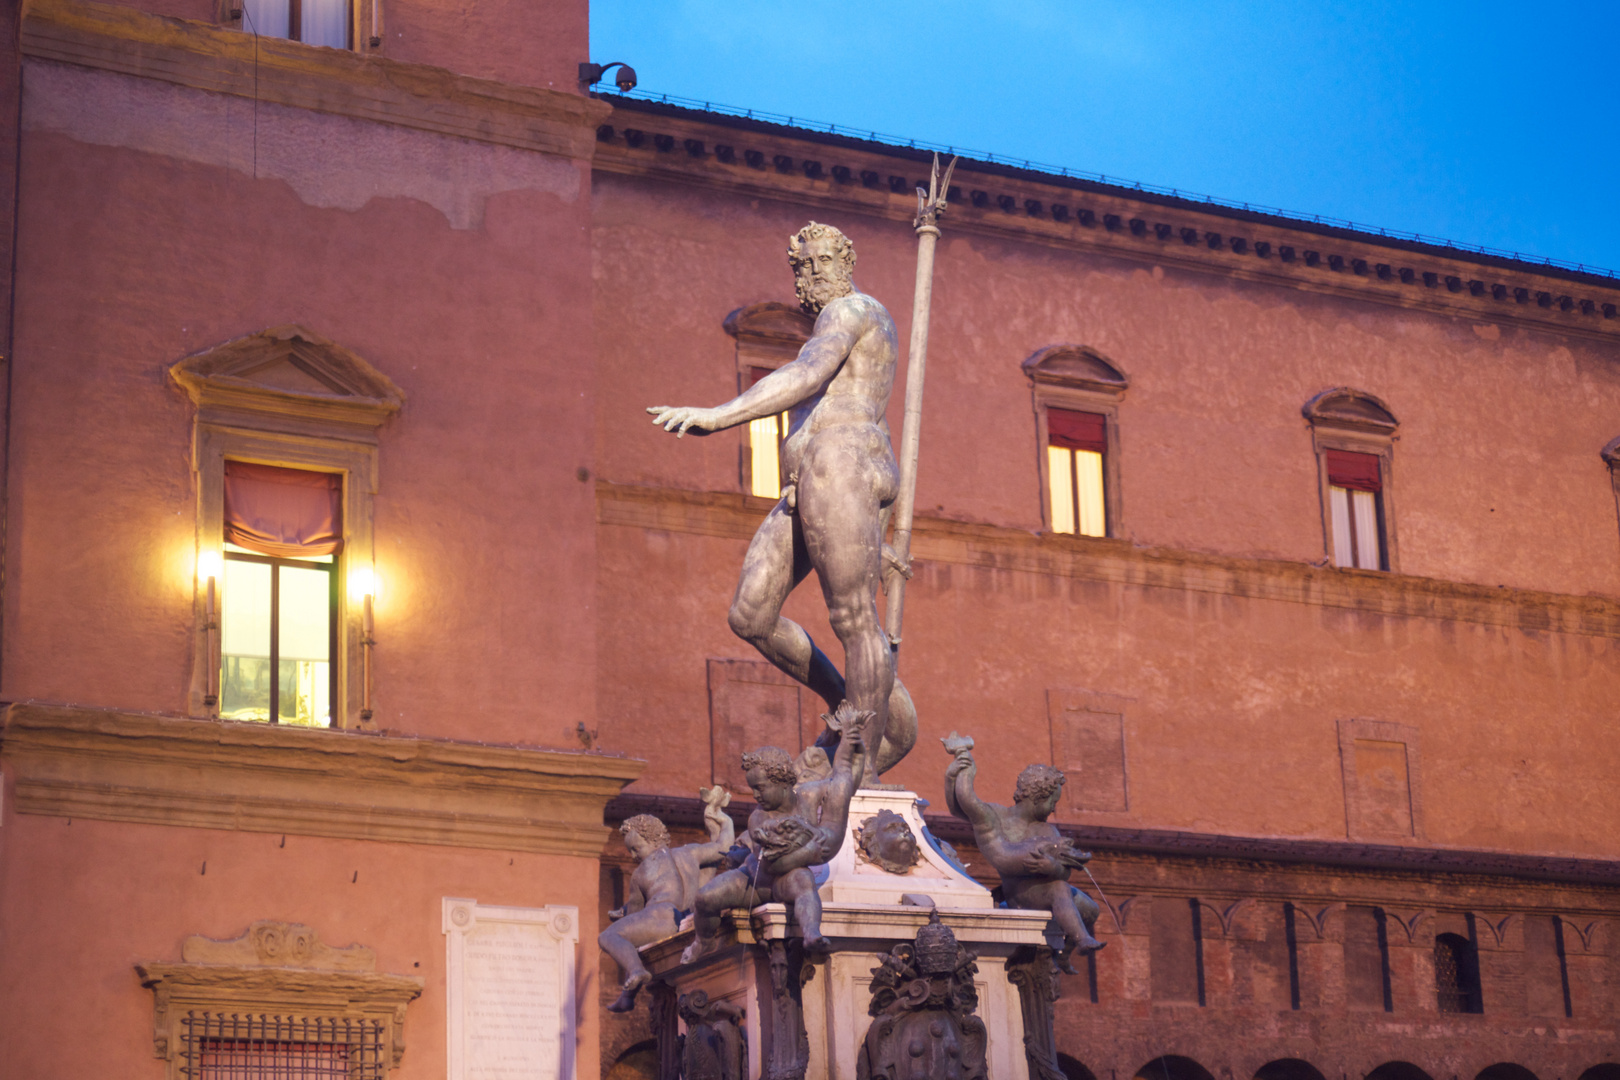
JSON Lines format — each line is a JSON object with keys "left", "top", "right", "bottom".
{"left": 1255, "top": 1059, "right": 1328, "bottom": 1080}
{"left": 1134, "top": 1055, "right": 1216, "bottom": 1080}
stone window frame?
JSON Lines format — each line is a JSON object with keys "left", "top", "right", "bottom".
{"left": 137, "top": 920, "right": 423, "bottom": 1080}
{"left": 723, "top": 302, "right": 814, "bottom": 498}
{"left": 1022, "top": 345, "right": 1129, "bottom": 539}
{"left": 170, "top": 325, "right": 404, "bottom": 729}
{"left": 1303, "top": 388, "right": 1401, "bottom": 573}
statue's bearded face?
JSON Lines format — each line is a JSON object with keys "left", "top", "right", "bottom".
{"left": 793, "top": 236, "right": 854, "bottom": 314}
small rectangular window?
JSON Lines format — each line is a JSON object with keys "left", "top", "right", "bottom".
{"left": 242, "top": 0, "right": 352, "bottom": 48}
{"left": 1047, "top": 407, "right": 1108, "bottom": 537}
{"left": 183, "top": 1014, "right": 385, "bottom": 1080}
{"left": 1325, "top": 449, "right": 1385, "bottom": 569}
{"left": 747, "top": 367, "right": 791, "bottom": 500}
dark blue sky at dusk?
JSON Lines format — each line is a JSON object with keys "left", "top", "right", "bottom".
{"left": 591, "top": 1, "right": 1618, "bottom": 273}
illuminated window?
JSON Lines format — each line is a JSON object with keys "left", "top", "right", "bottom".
{"left": 747, "top": 367, "right": 792, "bottom": 499}
{"left": 1326, "top": 449, "right": 1385, "bottom": 570}
{"left": 219, "top": 462, "right": 342, "bottom": 727}
{"left": 1023, "top": 345, "right": 1128, "bottom": 539}
{"left": 240, "top": 0, "right": 353, "bottom": 47}
{"left": 1047, "top": 408, "right": 1108, "bottom": 537}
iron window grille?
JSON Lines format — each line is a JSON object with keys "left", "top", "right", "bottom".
{"left": 180, "top": 1013, "right": 386, "bottom": 1079}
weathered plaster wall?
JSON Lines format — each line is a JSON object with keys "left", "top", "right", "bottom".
{"left": 591, "top": 172, "right": 1620, "bottom": 860}
{"left": 5, "top": 60, "right": 598, "bottom": 747}
{"left": 0, "top": 800, "right": 604, "bottom": 1080}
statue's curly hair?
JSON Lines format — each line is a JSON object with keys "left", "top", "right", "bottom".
{"left": 787, "top": 221, "right": 856, "bottom": 274}
{"left": 740, "top": 746, "right": 800, "bottom": 786}
{"left": 620, "top": 813, "right": 670, "bottom": 850}
{"left": 1013, "top": 763, "right": 1066, "bottom": 805}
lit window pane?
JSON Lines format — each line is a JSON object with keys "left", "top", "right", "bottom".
{"left": 241, "top": 0, "right": 291, "bottom": 38}
{"left": 1352, "top": 489, "right": 1381, "bottom": 570}
{"left": 279, "top": 565, "right": 332, "bottom": 727}
{"left": 302, "top": 0, "right": 348, "bottom": 47}
{"left": 750, "top": 415, "right": 782, "bottom": 498}
{"left": 1074, "top": 449, "right": 1106, "bottom": 537}
{"left": 221, "top": 559, "right": 272, "bottom": 721}
{"left": 1329, "top": 485, "right": 1354, "bottom": 568}
{"left": 1047, "top": 446, "right": 1074, "bottom": 534}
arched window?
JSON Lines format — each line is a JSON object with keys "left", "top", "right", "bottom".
{"left": 724, "top": 303, "right": 815, "bottom": 499}
{"left": 1366, "top": 1064, "right": 1435, "bottom": 1080}
{"left": 1434, "top": 931, "right": 1483, "bottom": 1013}
{"left": 1254, "top": 1060, "right": 1327, "bottom": 1080}
{"left": 1303, "top": 388, "right": 1399, "bottom": 571}
{"left": 1024, "top": 346, "right": 1128, "bottom": 537}
{"left": 1476, "top": 1065, "right": 1538, "bottom": 1080}
{"left": 1134, "top": 1056, "right": 1216, "bottom": 1080}
{"left": 1058, "top": 1054, "right": 1100, "bottom": 1080}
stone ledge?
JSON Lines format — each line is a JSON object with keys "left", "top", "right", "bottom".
{"left": 596, "top": 483, "right": 1620, "bottom": 640}
{"left": 2, "top": 702, "right": 645, "bottom": 855}
{"left": 21, "top": 0, "right": 610, "bottom": 159}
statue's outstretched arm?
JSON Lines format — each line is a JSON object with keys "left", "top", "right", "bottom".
{"left": 647, "top": 302, "right": 860, "bottom": 436}
{"left": 950, "top": 759, "right": 999, "bottom": 832}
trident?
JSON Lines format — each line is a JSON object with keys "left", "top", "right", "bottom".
{"left": 884, "top": 152, "right": 957, "bottom": 651}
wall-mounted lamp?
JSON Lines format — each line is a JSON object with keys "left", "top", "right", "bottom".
{"left": 578, "top": 61, "right": 637, "bottom": 93}
{"left": 197, "top": 550, "right": 223, "bottom": 713}
{"left": 350, "top": 566, "right": 378, "bottom": 723}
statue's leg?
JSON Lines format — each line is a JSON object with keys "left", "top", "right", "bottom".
{"left": 682, "top": 869, "right": 756, "bottom": 964}
{"left": 1048, "top": 882, "right": 1106, "bottom": 973}
{"left": 727, "top": 499, "right": 846, "bottom": 708}
{"left": 776, "top": 867, "right": 829, "bottom": 952}
{"left": 796, "top": 431, "right": 895, "bottom": 785}
{"left": 600, "top": 903, "right": 678, "bottom": 1012}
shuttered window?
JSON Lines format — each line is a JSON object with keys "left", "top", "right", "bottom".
{"left": 1047, "top": 408, "right": 1108, "bottom": 537}
{"left": 1325, "top": 449, "right": 1384, "bottom": 570}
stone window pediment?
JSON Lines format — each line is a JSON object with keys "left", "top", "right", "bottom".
{"left": 1021, "top": 344, "right": 1129, "bottom": 396}
{"left": 1302, "top": 387, "right": 1398, "bottom": 436}
{"left": 170, "top": 324, "right": 405, "bottom": 435}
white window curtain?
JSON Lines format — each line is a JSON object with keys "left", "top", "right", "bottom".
{"left": 241, "top": 0, "right": 348, "bottom": 47}
{"left": 302, "top": 0, "right": 350, "bottom": 48}
{"left": 240, "top": 0, "right": 289, "bottom": 38}
{"left": 1330, "top": 485, "right": 1381, "bottom": 569}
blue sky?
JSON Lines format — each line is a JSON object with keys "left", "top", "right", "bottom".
{"left": 591, "top": 1, "right": 1618, "bottom": 273}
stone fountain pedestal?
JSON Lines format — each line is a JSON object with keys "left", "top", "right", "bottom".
{"left": 640, "top": 790, "right": 1061, "bottom": 1080}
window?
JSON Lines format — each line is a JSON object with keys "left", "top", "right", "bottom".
{"left": 1304, "top": 388, "right": 1400, "bottom": 572}
{"left": 241, "top": 0, "right": 350, "bottom": 48}
{"left": 218, "top": 462, "right": 342, "bottom": 726}
{"left": 746, "top": 367, "right": 791, "bottom": 500}
{"left": 1023, "top": 345, "right": 1128, "bottom": 538}
{"left": 1326, "top": 449, "right": 1385, "bottom": 569}
{"left": 171, "top": 325, "right": 403, "bottom": 728}
{"left": 723, "top": 302, "right": 815, "bottom": 499}
{"left": 1047, "top": 408, "right": 1108, "bottom": 536}
{"left": 186, "top": 1015, "right": 384, "bottom": 1079}
{"left": 1434, "top": 932, "right": 1483, "bottom": 1013}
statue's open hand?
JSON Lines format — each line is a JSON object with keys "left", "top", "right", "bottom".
{"left": 647, "top": 405, "right": 719, "bottom": 437}
{"left": 1022, "top": 851, "right": 1064, "bottom": 877}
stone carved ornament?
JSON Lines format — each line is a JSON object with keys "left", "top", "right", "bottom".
{"left": 677, "top": 990, "right": 747, "bottom": 1080}
{"left": 858, "top": 910, "right": 988, "bottom": 1080}
{"left": 855, "top": 808, "right": 922, "bottom": 875}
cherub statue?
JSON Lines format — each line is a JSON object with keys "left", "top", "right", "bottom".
{"left": 942, "top": 733, "right": 1104, "bottom": 972}
{"left": 682, "top": 702, "right": 870, "bottom": 962}
{"left": 600, "top": 785, "right": 735, "bottom": 1012}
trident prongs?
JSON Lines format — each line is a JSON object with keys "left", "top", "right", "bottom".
{"left": 914, "top": 153, "right": 960, "bottom": 231}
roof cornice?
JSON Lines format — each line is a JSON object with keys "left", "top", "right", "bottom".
{"left": 597, "top": 96, "right": 1620, "bottom": 346}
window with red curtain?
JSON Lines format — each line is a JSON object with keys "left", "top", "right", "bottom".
{"left": 1046, "top": 407, "right": 1107, "bottom": 536}
{"left": 220, "top": 462, "right": 341, "bottom": 727}
{"left": 1325, "top": 449, "right": 1384, "bottom": 569}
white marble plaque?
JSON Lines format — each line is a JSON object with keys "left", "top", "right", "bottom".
{"left": 444, "top": 898, "right": 578, "bottom": 1080}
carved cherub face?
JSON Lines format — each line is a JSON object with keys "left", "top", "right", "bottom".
{"left": 620, "top": 824, "right": 659, "bottom": 861}
{"left": 745, "top": 767, "right": 795, "bottom": 811}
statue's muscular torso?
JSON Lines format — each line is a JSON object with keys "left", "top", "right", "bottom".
{"left": 780, "top": 292, "right": 899, "bottom": 489}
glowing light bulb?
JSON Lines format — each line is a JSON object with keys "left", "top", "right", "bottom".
{"left": 349, "top": 564, "right": 378, "bottom": 602}
{"left": 197, "top": 550, "right": 222, "bottom": 583}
